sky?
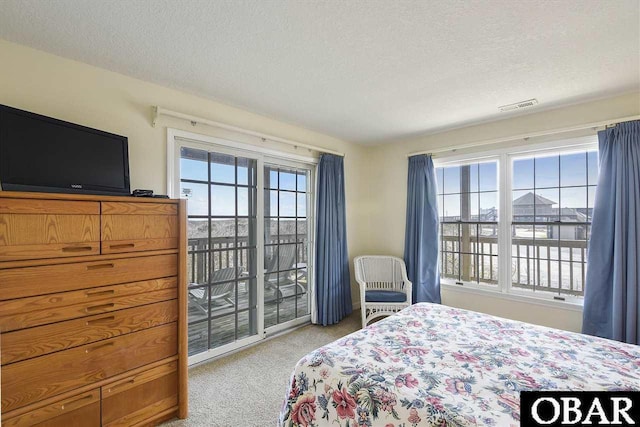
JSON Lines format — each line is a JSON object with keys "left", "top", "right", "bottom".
{"left": 179, "top": 150, "right": 597, "bottom": 221}
{"left": 179, "top": 154, "right": 308, "bottom": 218}
{"left": 436, "top": 151, "right": 598, "bottom": 219}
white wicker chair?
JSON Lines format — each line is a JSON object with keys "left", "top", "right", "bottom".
{"left": 354, "top": 255, "right": 412, "bottom": 328}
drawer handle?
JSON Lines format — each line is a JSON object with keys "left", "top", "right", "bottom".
{"left": 62, "top": 245, "right": 94, "bottom": 253}
{"left": 109, "top": 243, "right": 136, "bottom": 249}
{"left": 86, "top": 315, "right": 115, "bottom": 325}
{"left": 106, "top": 376, "right": 138, "bottom": 394}
{"left": 86, "top": 263, "right": 114, "bottom": 270}
{"left": 85, "top": 342, "right": 114, "bottom": 353}
{"left": 85, "top": 303, "right": 115, "bottom": 312}
{"left": 85, "top": 289, "right": 115, "bottom": 297}
{"left": 60, "top": 393, "right": 94, "bottom": 410}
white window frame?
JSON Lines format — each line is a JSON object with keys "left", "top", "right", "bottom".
{"left": 435, "top": 154, "right": 502, "bottom": 293}
{"left": 167, "top": 128, "right": 317, "bottom": 364}
{"left": 433, "top": 135, "right": 598, "bottom": 310}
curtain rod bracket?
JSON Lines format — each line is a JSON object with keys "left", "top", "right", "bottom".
{"left": 151, "top": 106, "right": 159, "bottom": 127}
{"left": 153, "top": 106, "right": 345, "bottom": 157}
{"left": 406, "top": 114, "right": 639, "bottom": 158}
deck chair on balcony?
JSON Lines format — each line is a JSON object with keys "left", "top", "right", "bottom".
{"left": 188, "top": 267, "right": 238, "bottom": 314}
{"left": 265, "top": 245, "right": 307, "bottom": 302}
{"left": 354, "top": 255, "right": 412, "bottom": 329}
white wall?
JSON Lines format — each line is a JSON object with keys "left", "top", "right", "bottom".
{"left": 0, "top": 39, "right": 369, "bottom": 305}
{"left": 363, "top": 92, "right": 640, "bottom": 332}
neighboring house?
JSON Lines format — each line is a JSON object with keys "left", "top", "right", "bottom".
{"left": 439, "top": 191, "right": 588, "bottom": 240}
{"left": 512, "top": 192, "right": 588, "bottom": 240}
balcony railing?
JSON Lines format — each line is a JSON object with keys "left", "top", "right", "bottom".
{"left": 186, "top": 234, "right": 309, "bottom": 355}
{"left": 441, "top": 235, "right": 587, "bottom": 296}
{"left": 187, "top": 234, "right": 308, "bottom": 285}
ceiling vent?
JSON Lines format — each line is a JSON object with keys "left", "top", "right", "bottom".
{"left": 498, "top": 98, "right": 538, "bottom": 112}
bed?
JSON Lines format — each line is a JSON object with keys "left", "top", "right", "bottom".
{"left": 279, "top": 303, "right": 640, "bottom": 427}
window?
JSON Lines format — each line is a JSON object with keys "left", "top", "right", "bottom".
{"left": 434, "top": 137, "right": 598, "bottom": 303}
{"left": 436, "top": 161, "right": 499, "bottom": 286}
{"left": 169, "top": 128, "right": 315, "bottom": 363}
{"left": 511, "top": 151, "right": 598, "bottom": 299}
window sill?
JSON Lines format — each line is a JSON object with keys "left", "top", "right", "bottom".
{"left": 441, "top": 282, "right": 584, "bottom": 312}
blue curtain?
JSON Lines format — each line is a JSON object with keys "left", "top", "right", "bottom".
{"left": 404, "top": 155, "right": 441, "bottom": 303}
{"left": 314, "top": 154, "right": 352, "bottom": 325}
{"left": 583, "top": 120, "right": 640, "bottom": 344}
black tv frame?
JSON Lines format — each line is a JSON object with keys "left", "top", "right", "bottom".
{"left": 0, "top": 104, "right": 131, "bottom": 196}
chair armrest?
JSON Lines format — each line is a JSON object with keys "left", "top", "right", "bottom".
{"left": 399, "top": 262, "right": 413, "bottom": 305}
{"left": 404, "top": 280, "right": 413, "bottom": 305}
{"left": 355, "top": 278, "right": 369, "bottom": 292}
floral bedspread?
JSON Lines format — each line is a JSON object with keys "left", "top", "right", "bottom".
{"left": 279, "top": 303, "right": 640, "bottom": 427}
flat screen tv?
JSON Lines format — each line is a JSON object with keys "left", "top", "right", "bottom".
{"left": 0, "top": 105, "right": 130, "bottom": 196}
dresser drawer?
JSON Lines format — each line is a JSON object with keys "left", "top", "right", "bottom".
{"left": 2, "top": 323, "right": 178, "bottom": 412}
{"left": 102, "top": 361, "right": 178, "bottom": 427}
{"left": 0, "top": 277, "right": 177, "bottom": 332}
{"left": 101, "top": 202, "right": 178, "bottom": 216}
{"left": 2, "top": 389, "right": 100, "bottom": 427}
{"left": 101, "top": 202, "right": 178, "bottom": 254}
{"left": 101, "top": 215, "right": 178, "bottom": 254}
{"left": 0, "top": 199, "right": 100, "bottom": 262}
{"left": 2, "top": 300, "right": 178, "bottom": 364}
{"left": 0, "top": 254, "right": 177, "bottom": 300}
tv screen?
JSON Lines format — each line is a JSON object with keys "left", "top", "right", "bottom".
{"left": 0, "top": 105, "right": 130, "bottom": 196}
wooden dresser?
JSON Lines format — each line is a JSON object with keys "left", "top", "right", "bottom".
{"left": 0, "top": 192, "right": 187, "bottom": 427}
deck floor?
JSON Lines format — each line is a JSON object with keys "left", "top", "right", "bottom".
{"left": 188, "top": 286, "right": 309, "bottom": 356}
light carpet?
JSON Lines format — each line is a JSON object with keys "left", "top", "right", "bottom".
{"left": 162, "top": 313, "right": 360, "bottom": 427}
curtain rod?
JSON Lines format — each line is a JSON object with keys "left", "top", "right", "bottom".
{"left": 407, "top": 114, "right": 640, "bottom": 158}
{"left": 152, "top": 106, "right": 345, "bottom": 157}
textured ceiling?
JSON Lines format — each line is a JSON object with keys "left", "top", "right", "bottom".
{"left": 0, "top": 0, "right": 638, "bottom": 144}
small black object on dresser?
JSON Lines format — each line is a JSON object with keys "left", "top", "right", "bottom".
{"left": 132, "top": 189, "right": 154, "bottom": 197}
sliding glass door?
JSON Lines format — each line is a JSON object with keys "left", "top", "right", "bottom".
{"left": 180, "top": 147, "right": 259, "bottom": 357}
{"left": 264, "top": 165, "right": 311, "bottom": 328}
{"left": 171, "top": 132, "right": 314, "bottom": 362}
